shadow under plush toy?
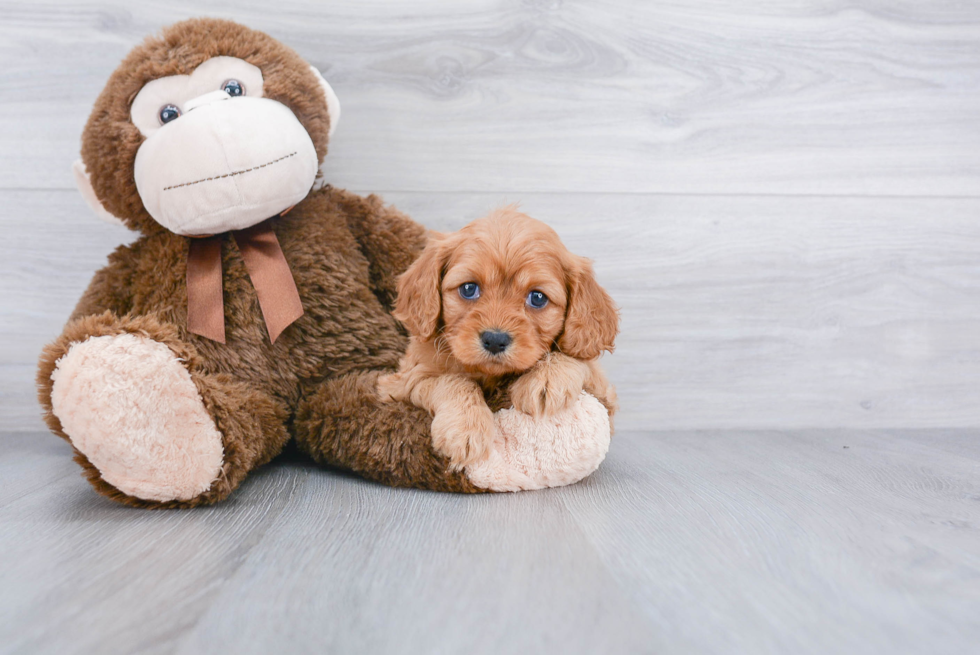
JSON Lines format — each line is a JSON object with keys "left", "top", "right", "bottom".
{"left": 36, "top": 18, "right": 614, "bottom": 508}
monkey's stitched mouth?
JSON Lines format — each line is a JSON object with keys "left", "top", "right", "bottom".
{"left": 162, "top": 152, "right": 298, "bottom": 191}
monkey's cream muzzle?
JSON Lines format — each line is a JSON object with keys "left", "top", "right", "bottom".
{"left": 134, "top": 92, "right": 319, "bottom": 236}
{"left": 73, "top": 56, "right": 341, "bottom": 344}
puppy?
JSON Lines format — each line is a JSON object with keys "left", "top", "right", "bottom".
{"left": 378, "top": 207, "right": 619, "bottom": 470}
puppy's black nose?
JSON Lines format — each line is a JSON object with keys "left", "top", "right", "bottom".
{"left": 480, "top": 330, "right": 512, "bottom": 355}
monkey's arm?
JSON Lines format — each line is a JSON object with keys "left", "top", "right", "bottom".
{"left": 387, "top": 371, "right": 496, "bottom": 470}
{"left": 336, "top": 190, "right": 428, "bottom": 310}
{"left": 69, "top": 245, "right": 137, "bottom": 321}
{"left": 377, "top": 347, "right": 495, "bottom": 471}
{"left": 295, "top": 370, "right": 488, "bottom": 493}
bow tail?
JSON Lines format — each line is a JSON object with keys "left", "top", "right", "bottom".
{"left": 187, "top": 235, "right": 227, "bottom": 343}
{"left": 234, "top": 221, "right": 305, "bottom": 344}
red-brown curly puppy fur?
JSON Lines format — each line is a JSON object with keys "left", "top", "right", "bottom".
{"left": 378, "top": 207, "right": 620, "bottom": 469}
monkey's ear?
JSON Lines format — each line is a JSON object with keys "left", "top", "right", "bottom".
{"left": 71, "top": 160, "right": 128, "bottom": 228}
{"left": 309, "top": 66, "right": 341, "bottom": 138}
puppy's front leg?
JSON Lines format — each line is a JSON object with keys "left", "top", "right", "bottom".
{"left": 410, "top": 374, "right": 496, "bottom": 470}
{"left": 509, "top": 352, "right": 591, "bottom": 418}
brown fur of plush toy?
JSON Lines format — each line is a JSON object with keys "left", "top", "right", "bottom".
{"left": 37, "top": 18, "right": 482, "bottom": 507}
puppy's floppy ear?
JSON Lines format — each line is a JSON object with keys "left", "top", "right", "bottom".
{"left": 393, "top": 234, "right": 450, "bottom": 340}
{"left": 558, "top": 255, "right": 619, "bottom": 360}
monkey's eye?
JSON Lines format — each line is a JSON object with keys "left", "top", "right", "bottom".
{"left": 222, "top": 79, "right": 245, "bottom": 97}
{"left": 158, "top": 104, "right": 182, "bottom": 125}
{"left": 526, "top": 290, "right": 549, "bottom": 309}
{"left": 459, "top": 283, "right": 481, "bottom": 300}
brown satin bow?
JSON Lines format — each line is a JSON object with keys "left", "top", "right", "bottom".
{"left": 186, "top": 218, "right": 303, "bottom": 344}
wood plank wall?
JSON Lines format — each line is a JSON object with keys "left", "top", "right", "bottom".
{"left": 2, "top": 1, "right": 979, "bottom": 430}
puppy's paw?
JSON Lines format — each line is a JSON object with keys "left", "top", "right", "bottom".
{"left": 510, "top": 357, "right": 588, "bottom": 418}
{"left": 376, "top": 373, "right": 398, "bottom": 401}
{"left": 431, "top": 406, "right": 496, "bottom": 471}
{"left": 376, "top": 372, "right": 411, "bottom": 403}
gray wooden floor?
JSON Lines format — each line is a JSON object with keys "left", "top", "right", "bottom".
{"left": 2, "top": 428, "right": 979, "bottom": 654}
{"left": 2, "top": 1, "right": 980, "bottom": 653}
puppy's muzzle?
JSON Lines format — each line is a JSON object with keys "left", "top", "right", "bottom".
{"left": 480, "top": 330, "right": 512, "bottom": 355}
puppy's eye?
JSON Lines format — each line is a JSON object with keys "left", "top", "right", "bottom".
{"left": 159, "top": 104, "right": 182, "bottom": 124}
{"left": 222, "top": 79, "right": 245, "bottom": 97}
{"left": 526, "top": 290, "right": 548, "bottom": 308}
{"left": 459, "top": 283, "right": 481, "bottom": 300}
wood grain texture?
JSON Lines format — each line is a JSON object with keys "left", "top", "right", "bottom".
{"left": 2, "top": 429, "right": 978, "bottom": 654}
{"left": 174, "top": 466, "right": 656, "bottom": 655}
{"left": 3, "top": 2, "right": 979, "bottom": 654}
{"left": 3, "top": 1, "right": 979, "bottom": 431}
{"left": 5, "top": 190, "right": 980, "bottom": 431}
{"left": 0, "top": 1, "right": 978, "bottom": 195}
{"left": 0, "top": 437, "right": 307, "bottom": 654}
{"left": 561, "top": 429, "right": 980, "bottom": 654}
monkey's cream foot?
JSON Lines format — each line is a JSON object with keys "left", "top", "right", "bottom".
{"left": 430, "top": 405, "right": 496, "bottom": 471}
{"left": 50, "top": 334, "right": 224, "bottom": 502}
{"left": 465, "top": 392, "right": 611, "bottom": 492}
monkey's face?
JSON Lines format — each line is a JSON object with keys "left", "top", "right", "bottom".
{"left": 129, "top": 56, "right": 332, "bottom": 236}
{"left": 76, "top": 19, "right": 340, "bottom": 235}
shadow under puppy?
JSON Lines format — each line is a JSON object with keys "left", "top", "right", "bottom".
{"left": 378, "top": 207, "right": 619, "bottom": 470}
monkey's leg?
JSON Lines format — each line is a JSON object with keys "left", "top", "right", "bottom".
{"left": 294, "top": 370, "right": 485, "bottom": 493}
{"left": 37, "top": 313, "right": 289, "bottom": 508}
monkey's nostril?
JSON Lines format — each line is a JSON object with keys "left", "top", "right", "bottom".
{"left": 480, "top": 330, "right": 512, "bottom": 355}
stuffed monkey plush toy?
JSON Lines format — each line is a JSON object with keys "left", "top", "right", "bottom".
{"left": 36, "top": 18, "right": 612, "bottom": 508}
